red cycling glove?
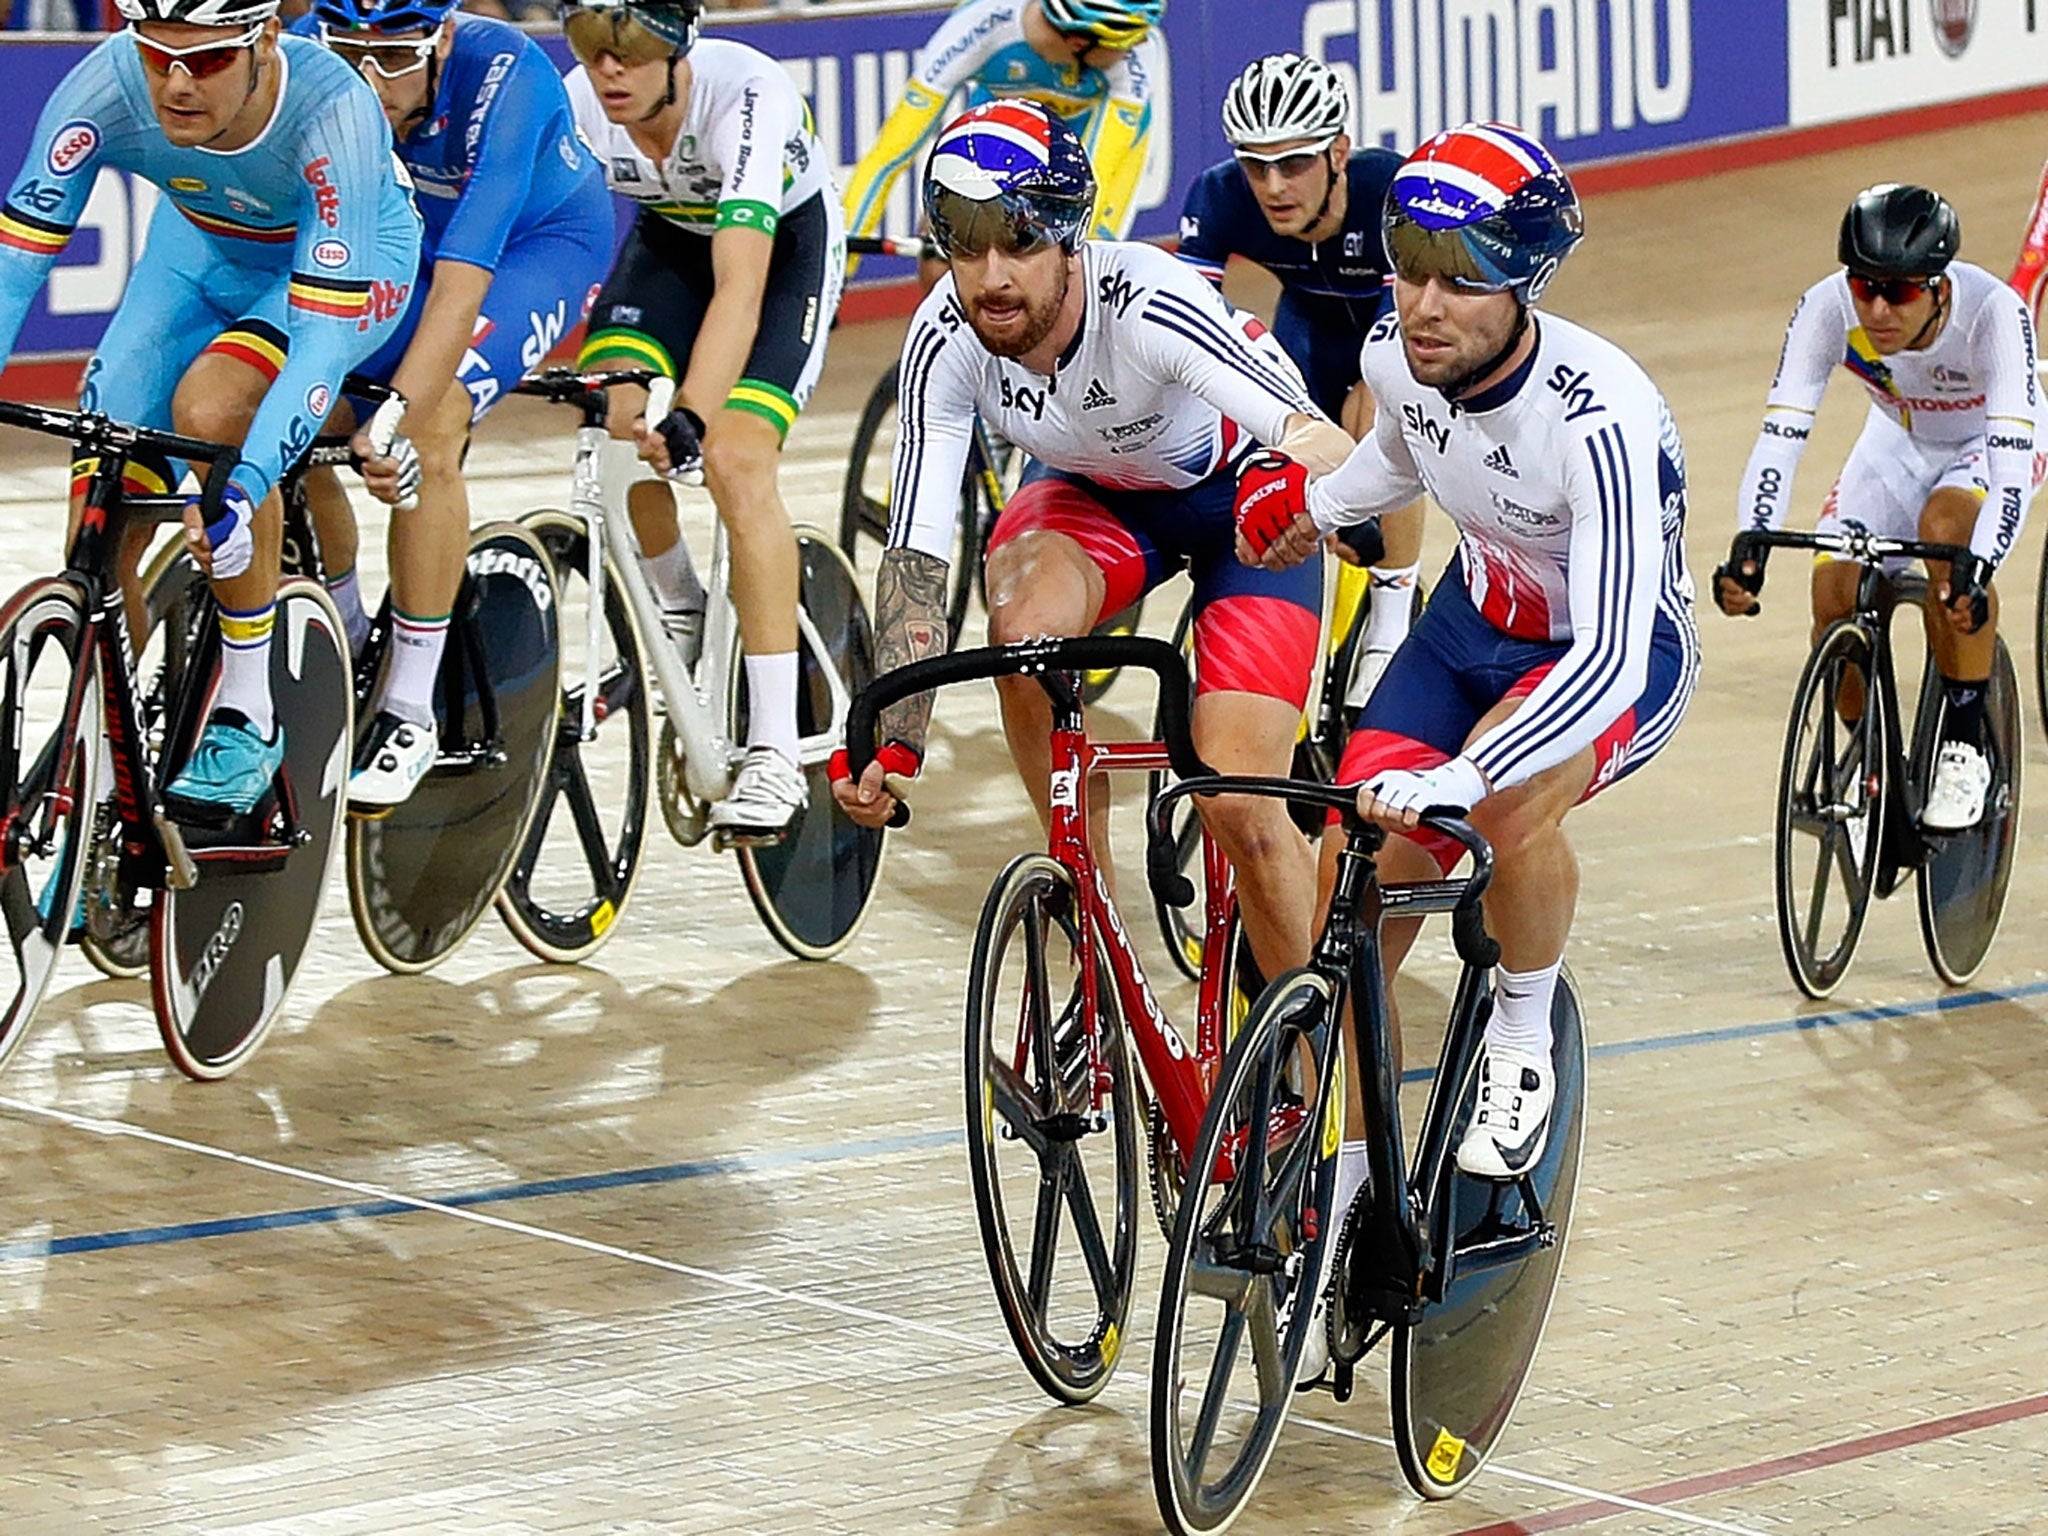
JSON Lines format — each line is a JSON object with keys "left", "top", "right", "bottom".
{"left": 828, "top": 739, "right": 923, "bottom": 788}
{"left": 1234, "top": 450, "right": 1310, "bottom": 559}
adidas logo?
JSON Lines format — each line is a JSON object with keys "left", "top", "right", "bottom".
{"left": 1482, "top": 443, "right": 1519, "bottom": 478}
{"left": 1081, "top": 378, "right": 1117, "bottom": 411}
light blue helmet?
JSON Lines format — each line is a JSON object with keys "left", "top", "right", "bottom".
{"left": 312, "top": 0, "right": 456, "bottom": 30}
{"left": 1037, "top": 0, "right": 1162, "bottom": 49}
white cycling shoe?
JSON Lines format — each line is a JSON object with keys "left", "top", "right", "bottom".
{"left": 348, "top": 711, "right": 438, "bottom": 812}
{"left": 708, "top": 746, "right": 807, "bottom": 842}
{"left": 1922, "top": 739, "right": 1991, "bottom": 831}
{"left": 1455, "top": 1044, "right": 1555, "bottom": 1181}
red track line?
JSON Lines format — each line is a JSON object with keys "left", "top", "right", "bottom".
{"left": 1450, "top": 1392, "right": 2048, "bottom": 1536}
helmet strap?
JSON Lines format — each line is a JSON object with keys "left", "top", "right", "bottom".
{"left": 1441, "top": 305, "right": 1532, "bottom": 407}
{"left": 1302, "top": 148, "right": 1341, "bottom": 244}
{"left": 1904, "top": 274, "right": 1949, "bottom": 351}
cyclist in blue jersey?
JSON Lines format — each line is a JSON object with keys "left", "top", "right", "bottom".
{"left": 296, "top": 0, "right": 611, "bottom": 809}
{"left": 0, "top": 0, "right": 419, "bottom": 824}
{"left": 1179, "top": 53, "right": 1424, "bottom": 700}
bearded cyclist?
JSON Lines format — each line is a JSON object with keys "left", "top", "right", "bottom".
{"left": 297, "top": 0, "right": 611, "bottom": 810}
{"left": 841, "top": 0, "right": 1162, "bottom": 287}
{"left": 0, "top": 0, "right": 419, "bottom": 825}
{"left": 1180, "top": 51, "right": 1424, "bottom": 704}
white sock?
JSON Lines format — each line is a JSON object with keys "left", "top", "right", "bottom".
{"left": 326, "top": 567, "right": 371, "bottom": 657}
{"left": 643, "top": 539, "right": 706, "bottom": 614}
{"left": 743, "top": 651, "right": 800, "bottom": 765}
{"left": 1486, "top": 959, "right": 1561, "bottom": 1059}
{"left": 215, "top": 601, "right": 275, "bottom": 739}
{"left": 1362, "top": 562, "right": 1419, "bottom": 651}
{"left": 377, "top": 610, "right": 449, "bottom": 730}
{"left": 1335, "top": 1139, "right": 1370, "bottom": 1223}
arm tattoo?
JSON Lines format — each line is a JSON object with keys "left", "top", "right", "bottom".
{"left": 874, "top": 546, "right": 952, "bottom": 755}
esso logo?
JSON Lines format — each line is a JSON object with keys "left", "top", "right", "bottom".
{"left": 306, "top": 383, "right": 332, "bottom": 419}
{"left": 47, "top": 120, "right": 98, "bottom": 177}
{"left": 311, "top": 238, "right": 350, "bottom": 270}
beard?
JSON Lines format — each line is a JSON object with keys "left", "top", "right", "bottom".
{"left": 966, "top": 264, "right": 1069, "bottom": 358}
{"left": 1401, "top": 306, "right": 1522, "bottom": 394}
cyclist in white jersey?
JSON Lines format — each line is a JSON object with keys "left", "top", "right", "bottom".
{"left": 1239, "top": 123, "right": 1700, "bottom": 1189}
{"left": 1716, "top": 185, "right": 2041, "bottom": 831}
{"left": 560, "top": 0, "right": 846, "bottom": 838}
{"left": 830, "top": 101, "right": 1355, "bottom": 985}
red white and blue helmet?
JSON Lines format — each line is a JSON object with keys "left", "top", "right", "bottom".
{"left": 312, "top": 0, "right": 455, "bottom": 31}
{"left": 923, "top": 101, "right": 1097, "bottom": 257}
{"left": 1383, "top": 122, "right": 1583, "bottom": 303}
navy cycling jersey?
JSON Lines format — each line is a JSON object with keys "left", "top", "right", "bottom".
{"left": 292, "top": 13, "right": 606, "bottom": 272}
{"left": 1177, "top": 150, "right": 1400, "bottom": 340}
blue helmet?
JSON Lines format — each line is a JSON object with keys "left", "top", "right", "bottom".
{"left": 313, "top": 0, "right": 457, "bottom": 31}
{"left": 1382, "top": 122, "right": 1583, "bottom": 303}
{"left": 923, "top": 102, "right": 1097, "bottom": 257}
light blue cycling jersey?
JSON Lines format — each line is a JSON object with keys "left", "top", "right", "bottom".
{"left": 0, "top": 32, "right": 420, "bottom": 504}
{"left": 290, "top": 12, "right": 607, "bottom": 272}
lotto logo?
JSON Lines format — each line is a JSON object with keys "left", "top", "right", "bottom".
{"left": 357, "top": 279, "right": 411, "bottom": 332}
{"left": 46, "top": 120, "right": 97, "bottom": 176}
{"left": 302, "top": 156, "right": 341, "bottom": 228}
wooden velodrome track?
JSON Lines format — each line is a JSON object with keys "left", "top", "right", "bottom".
{"left": 1, "top": 112, "right": 2046, "bottom": 1535}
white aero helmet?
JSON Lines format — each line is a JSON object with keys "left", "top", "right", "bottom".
{"left": 116, "top": 0, "right": 281, "bottom": 25}
{"left": 1221, "top": 53, "right": 1351, "bottom": 149}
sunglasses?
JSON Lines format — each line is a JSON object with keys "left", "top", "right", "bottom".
{"left": 130, "top": 22, "right": 262, "bottom": 79}
{"left": 928, "top": 188, "right": 1063, "bottom": 260}
{"left": 1847, "top": 272, "right": 1936, "bottom": 306}
{"left": 320, "top": 22, "right": 443, "bottom": 79}
{"left": 1235, "top": 135, "right": 1338, "bottom": 183}
{"left": 562, "top": 8, "right": 676, "bottom": 68}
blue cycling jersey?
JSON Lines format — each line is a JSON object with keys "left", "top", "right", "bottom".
{"left": 290, "top": 12, "right": 607, "bottom": 272}
{"left": 0, "top": 33, "right": 420, "bottom": 504}
{"left": 1177, "top": 150, "right": 1400, "bottom": 413}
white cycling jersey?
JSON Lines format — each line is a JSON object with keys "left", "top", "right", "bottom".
{"left": 566, "top": 39, "right": 832, "bottom": 238}
{"left": 1734, "top": 260, "right": 2040, "bottom": 564}
{"left": 889, "top": 239, "right": 1322, "bottom": 560}
{"left": 1308, "top": 308, "right": 1696, "bottom": 792}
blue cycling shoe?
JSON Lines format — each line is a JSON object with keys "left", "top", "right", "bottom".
{"left": 163, "top": 709, "right": 285, "bottom": 828}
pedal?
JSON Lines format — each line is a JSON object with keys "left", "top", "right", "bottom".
{"left": 709, "top": 824, "right": 792, "bottom": 854}
{"left": 1330, "top": 1356, "right": 1355, "bottom": 1403}
{"left": 151, "top": 810, "right": 200, "bottom": 890}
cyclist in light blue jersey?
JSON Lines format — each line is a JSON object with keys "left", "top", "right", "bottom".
{"left": 296, "top": 0, "right": 612, "bottom": 809}
{"left": 0, "top": 0, "right": 420, "bottom": 824}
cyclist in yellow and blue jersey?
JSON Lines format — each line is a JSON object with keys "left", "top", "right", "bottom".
{"left": 840, "top": 0, "right": 1163, "bottom": 279}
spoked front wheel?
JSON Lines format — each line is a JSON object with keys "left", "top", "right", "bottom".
{"left": 1391, "top": 971, "right": 1588, "bottom": 1499}
{"left": 496, "top": 509, "right": 652, "bottom": 964}
{"left": 733, "top": 532, "right": 886, "bottom": 960}
{"left": 965, "top": 852, "right": 1141, "bottom": 1405}
{"left": 151, "top": 580, "right": 351, "bottom": 1079}
{"left": 1774, "top": 620, "right": 1885, "bottom": 998}
{"left": 1915, "top": 637, "right": 2023, "bottom": 985}
{"left": 0, "top": 578, "right": 100, "bottom": 1068}
{"left": 1151, "top": 967, "right": 1339, "bottom": 1536}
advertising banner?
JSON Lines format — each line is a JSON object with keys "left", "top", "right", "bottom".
{"left": 1788, "top": 0, "right": 2048, "bottom": 125}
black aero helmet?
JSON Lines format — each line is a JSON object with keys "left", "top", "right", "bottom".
{"left": 1838, "top": 183, "right": 1960, "bottom": 278}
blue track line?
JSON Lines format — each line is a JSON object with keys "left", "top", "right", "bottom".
{"left": 8, "top": 977, "right": 2046, "bottom": 1263}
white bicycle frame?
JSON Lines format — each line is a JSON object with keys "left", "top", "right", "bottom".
{"left": 559, "top": 382, "right": 855, "bottom": 808}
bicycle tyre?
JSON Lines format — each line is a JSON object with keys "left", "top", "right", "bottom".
{"left": 965, "top": 851, "right": 1141, "bottom": 1404}
{"left": 1391, "top": 969, "right": 1588, "bottom": 1500}
{"left": 1774, "top": 621, "right": 1885, "bottom": 999}
{"left": 1915, "top": 637, "right": 2023, "bottom": 985}
{"left": 151, "top": 579, "right": 351, "bottom": 1080}
{"left": 735, "top": 531, "right": 887, "bottom": 960}
{"left": 0, "top": 578, "right": 100, "bottom": 1069}
{"left": 1151, "top": 966, "right": 1341, "bottom": 1536}
{"left": 496, "top": 509, "right": 654, "bottom": 964}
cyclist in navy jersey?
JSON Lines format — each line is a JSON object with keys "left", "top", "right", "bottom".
{"left": 296, "top": 0, "right": 611, "bottom": 809}
{"left": 1179, "top": 53, "right": 1422, "bottom": 699}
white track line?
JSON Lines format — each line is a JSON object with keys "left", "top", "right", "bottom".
{"left": 0, "top": 1094, "right": 986, "bottom": 1351}
{"left": 1291, "top": 1413, "right": 1775, "bottom": 1536}
{"left": 8, "top": 1094, "right": 1777, "bottom": 1532}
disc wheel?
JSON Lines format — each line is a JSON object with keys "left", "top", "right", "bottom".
{"left": 1392, "top": 972, "right": 1588, "bottom": 1499}
{"left": 838, "top": 360, "right": 982, "bottom": 645}
{"left": 151, "top": 579, "right": 351, "bottom": 1079}
{"left": 1774, "top": 621, "right": 1884, "bottom": 999}
{"left": 733, "top": 532, "right": 886, "bottom": 960}
{"left": 1915, "top": 637, "right": 2022, "bottom": 985}
{"left": 965, "top": 852, "right": 1141, "bottom": 1404}
{"left": 0, "top": 578, "right": 99, "bottom": 1069}
{"left": 346, "top": 523, "right": 560, "bottom": 973}
{"left": 496, "top": 510, "right": 652, "bottom": 964}
{"left": 1151, "top": 967, "right": 1340, "bottom": 1536}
